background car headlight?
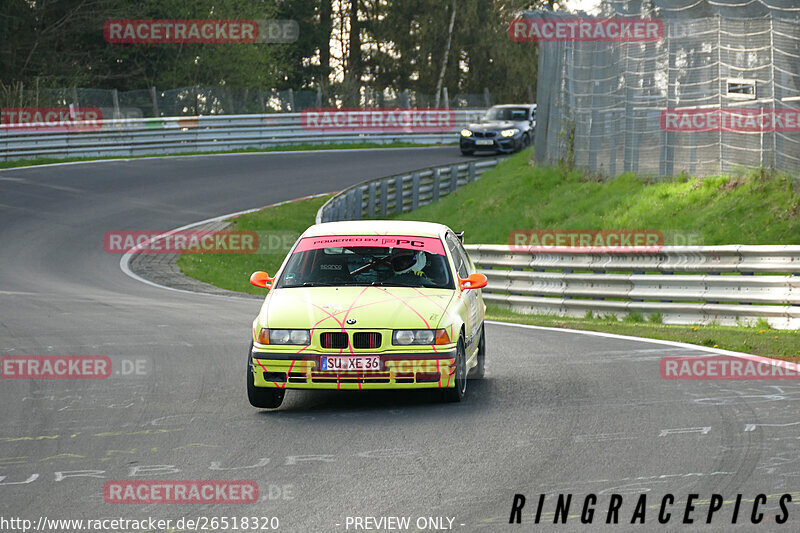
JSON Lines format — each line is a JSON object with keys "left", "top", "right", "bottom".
{"left": 460, "top": 129, "right": 472, "bottom": 137}
{"left": 392, "top": 329, "right": 449, "bottom": 345}
{"left": 501, "top": 128, "right": 519, "bottom": 137}
{"left": 259, "top": 328, "right": 310, "bottom": 345}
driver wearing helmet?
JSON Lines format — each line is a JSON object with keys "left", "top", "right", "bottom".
{"left": 390, "top": 249, "right": 427, "bottom": 280}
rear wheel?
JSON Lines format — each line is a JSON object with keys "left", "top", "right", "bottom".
{"left": 247, "top": 342, "right": 285, "bottom": 409}
{"left": 469, "top": 323, "right": 486, "bottom": 379}
{"left": 442, "top": 338, "right": 467, "bottom": 402}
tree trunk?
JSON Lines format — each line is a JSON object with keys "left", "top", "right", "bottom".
{"left": 435, "top": 0, "right": 457, "bottom": 108}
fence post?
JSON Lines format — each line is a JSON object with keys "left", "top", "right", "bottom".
{"left": 432, "top": 168, "right": 441, "bottom": 202}
{"left": 450, "top": 166, "right": 459, "bottom": 193}
{"left": 395, "top": 175, "right": 404, "bottom": 213}
{"left": 316, "top": 87, "right": 322, "bottom": 107}
{"left": 402, "top": 89, "right": 410, "bottom": 108}
{"left": 468, "top": 161, "right": 476, "bottom": 182}
{"left": 111, "top": 89, "right": 121, "bottom": 120}
{"left": 483, "top": 88, "right": 491, "bottom": 108}
{"left": 287, "top": 89, "right": 295, "bottom": 112}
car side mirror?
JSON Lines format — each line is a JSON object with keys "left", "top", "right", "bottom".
{"left": 459, "top": 273, "right": 488, "bottom": 291}
{"left": 250, "top": 271, "right": 274, "bottom": 289}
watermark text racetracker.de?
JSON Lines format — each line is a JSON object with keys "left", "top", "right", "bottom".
{"left": 661, "top": 355, "right": 800, "bottom": 380}
{"left": 661, "top": 108, "right": 800, "bottom": 132}
{"left": 509, "top": 17, "right": 663, "bottom": 42}
{"left": 103, "top": 19, "right": 298, "bottom": 44}
{"left": 300, "top": 108, "right": 455, "bottom": 132}
{"left": 104, "top": 230, "right": 299, "bottom": 255}
{"left": 1, "top": 355, "right": 151, "bottom": 379}
{"left": 1, "top": 107, "right": 103, "bottom": 132}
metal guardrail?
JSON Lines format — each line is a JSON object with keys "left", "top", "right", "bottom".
{"left": 315, "top": 158, "right": 501, "bottom": 224}
{"left": 464, "top": 245, "right": 800, "bottom": 329}
{"left": 0, "top": 110, "right": 486, "bottom": 161}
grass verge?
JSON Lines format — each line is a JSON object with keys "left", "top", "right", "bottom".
{"left": 486, "top": 305, "right": 800, "bottom": 359}
{"left": 176, "top": 194, "right": 331, "bottom": 296}
{"left": 176, "top": 149, "right": 799, "bottom": 356}
{"left": 397, "top": 147, "right": 800, "bottom": 245}
{"left": 0, "top": 141, "right": 451, "bottom": 170}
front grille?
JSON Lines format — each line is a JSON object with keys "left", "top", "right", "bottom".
{"left": 474, "top": 131, "right": 496, "bottom": 138}
{"left": 320, "top": 332, "right": 348, "bottom": 349}
{"left": 353, "top": 332, "right": 381, "bottom": 349}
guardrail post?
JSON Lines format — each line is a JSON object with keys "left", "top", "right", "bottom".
{"left": 353, "top": 189, "right": 363, "bottom": 220}
{"left": 379, "top": 180, "right": 388, "bottom": 217}
{"left": 367, "top": 182, "right": 376, "bottom": 218}
{"left": 336, "top": 198, "right": 345, "bottom": 221}
{"left": 468, "top": 161, "right": 476, "bottom": 182}
{"left": 432, "top": 168, "right": 441, "bottom": 202}
{"left": 395, "top": 175, "right": 404, "bottom": 214}
{"left": 450, "top": 166, "right": 459, "bottom": 193}
{"left": 411, "top": 172, "right": 420, "bottom": 210}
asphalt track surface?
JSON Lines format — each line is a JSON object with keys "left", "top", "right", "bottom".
{"left": 1, "top": 148, "right": 798, "bottom": 532}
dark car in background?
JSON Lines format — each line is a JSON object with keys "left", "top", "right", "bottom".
{"left": 459, "top": 104, "right": 536, "bottom": 156}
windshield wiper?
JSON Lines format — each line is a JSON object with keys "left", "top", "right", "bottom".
{"left": 370, "top": 280, "right": 420, "bottom": 287}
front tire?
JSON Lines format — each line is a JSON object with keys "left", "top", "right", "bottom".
{"left": 442, "top": 338, "right": 468, "bottom": 402}
{"left": 247, "top": 342, "right": 285, "bottom": 409}
{"left": 469, "top": 323, "right": 486, "bottom": 379}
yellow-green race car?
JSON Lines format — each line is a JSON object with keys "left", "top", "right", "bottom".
{"left": 247, "top": 220, "right": 488, "bottom": 409}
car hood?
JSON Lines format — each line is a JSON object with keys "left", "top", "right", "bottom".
{"left": 260, "top": 286, "right": 456, "bottom": 330}
{"left": 467, "top": 120, "right": 516, "bottom": 131}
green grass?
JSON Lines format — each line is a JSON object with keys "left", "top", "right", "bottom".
{"left": 177, "top": 194, "right": 331, "bottom": 296}
{"left": 175, "top": 149, "right": 800, "bottom": 356}
{"left": 486, "top": 304, "right": 800, "bottom": 359}
{"left": 0, "top": 141, "right": 450, "bottom": 170}
{"left": 396, "top": 148, "right": 800, "bottom": 245}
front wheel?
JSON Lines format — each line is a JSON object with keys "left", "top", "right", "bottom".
{"left": 247, "top": 342, "right": 285, "bottom": 409}
{"left": 442, "top": 338, "right": 468, "bottom": 402}
{"left": 469, "top": 323, "right": 486, "bottom": 379}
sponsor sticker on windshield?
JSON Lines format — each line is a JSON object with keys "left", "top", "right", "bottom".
{"left": 294, "top": 235, "right": 446, "bottom": 255}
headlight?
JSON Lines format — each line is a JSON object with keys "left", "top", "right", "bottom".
{"left": 259, "top": 328, "right": 310, "bottom": 345}
{"left": 460, "top": 129, "right": 472, "bottom": 137}
{"left": 392, "top": 329, "right": 451, "bottom": 345}
{"left": 501, "top": 128, "right": 519, "bottom": 137}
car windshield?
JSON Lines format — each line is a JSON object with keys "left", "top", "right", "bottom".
{"left": 276, "top": 236, "right": 454, "bottom": 289}
{"left": 484, "top": 107, "right": 530, "bottom": 122}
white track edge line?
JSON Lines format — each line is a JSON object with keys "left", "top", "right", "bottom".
{"left": 1, "top": 146, "right": 453, "bottom": 172}
{"left": 119, "top": 193, "right": 332, "bottom": 300}
{"left": 485, "top": 320, "right": 766, "bottom": 361}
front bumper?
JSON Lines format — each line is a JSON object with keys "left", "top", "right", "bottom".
{"left": 250, "top": 350, "right": 457, "bottom": 390}
{"left": 460, "top": 135, "right": 521, "bottom": 153}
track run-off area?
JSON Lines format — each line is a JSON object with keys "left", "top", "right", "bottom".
{"left": 1, "top": 148, "right": 798, "bottom": 532}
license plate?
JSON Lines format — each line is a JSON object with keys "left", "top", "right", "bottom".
{"left": 475, "top": 139, "right": 494, "bottom": 145}
{"left": 321, "top": 356, "right": 381, "bottom": 372}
